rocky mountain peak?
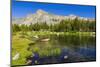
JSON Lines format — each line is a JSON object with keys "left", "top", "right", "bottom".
{"left": 36, "top": 9, "right": 48, "bottom": 15}
{"left": 13, "top": 9, "right": 95, "bottom": 25}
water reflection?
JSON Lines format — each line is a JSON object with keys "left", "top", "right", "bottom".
{"left": 27, "top": 34, "right": 96, "bottom": 65}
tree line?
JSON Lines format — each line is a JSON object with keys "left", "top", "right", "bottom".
{"left": 12, "top": 18, "right": 96, "bottom": 32}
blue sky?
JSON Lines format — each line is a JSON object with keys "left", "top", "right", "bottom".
{"left": 12, "top": 0, "right": 96, "bottom": 18}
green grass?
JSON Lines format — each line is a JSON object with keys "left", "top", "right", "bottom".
{"left": 12, "top": 33, "right": 33, "bottom": 65}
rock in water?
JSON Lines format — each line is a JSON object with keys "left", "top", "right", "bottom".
{"left": 41, "top": 38, "right": 50, "bottom": 42}
{"left": 64, "top": 55, "right": 68, "bottom": 59}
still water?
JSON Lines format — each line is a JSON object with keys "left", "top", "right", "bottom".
{"left": 27, "top": 34, "right": 96, "bottom": 65}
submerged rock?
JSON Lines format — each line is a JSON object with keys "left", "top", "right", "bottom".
{"left": 64, "top": 55, "right": 68, "bottom": 59}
